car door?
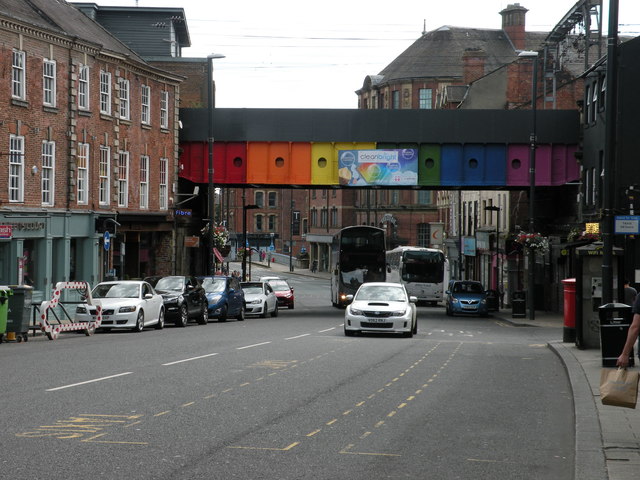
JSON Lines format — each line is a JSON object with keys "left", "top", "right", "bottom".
{"left": 186, "top": 276, "right": 202, "bottom": 317}
{"left": 142, "top": 282, "right": 161, "bottom": 322}
{"left": 265, "top": 284, "right": 276, "bottom": 312}
{"left": 228, "top": 277, "right": 243, "bottom": 314}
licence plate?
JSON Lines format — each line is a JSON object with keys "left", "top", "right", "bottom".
{"left": 365, "top": 318, "right": 388, "bottom": 323}
{"left": 94, "top": 315, "right": 109, "bottom": 320}
{"left": 462, "top": 306, "right": 476, "bottom": 310}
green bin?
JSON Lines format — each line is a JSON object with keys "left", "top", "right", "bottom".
{"left": 7, "top": 285, "right": 33, "bottom": 342}
{"left": 0, "top": 287, "right": 12, "bottom": 342}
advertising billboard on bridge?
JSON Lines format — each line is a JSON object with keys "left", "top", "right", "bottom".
{"left": 338, "top": 149, "right": 418, "bottom": 186}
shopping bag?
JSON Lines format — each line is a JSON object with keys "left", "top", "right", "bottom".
{"left": 600, "top": 368, "right": 639, "bottom": 409}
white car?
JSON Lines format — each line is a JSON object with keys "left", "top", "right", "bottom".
{"left": 344, "top": 282, "right": 418, "bottom": 337}
{"left": 241, "top": 281, "right": 278, "bottom": 317}
{"left": 76, "top": 280, "right": 165, "bottom": 332}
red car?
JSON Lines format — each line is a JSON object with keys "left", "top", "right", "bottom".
{"left": 260, "top": 276, "right": 295, "bottom": 309}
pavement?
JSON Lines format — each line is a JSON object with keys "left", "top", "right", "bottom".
{"left": 9, "top": 258, "right": 639, "bottom": 480}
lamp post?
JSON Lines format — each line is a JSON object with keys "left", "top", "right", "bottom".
{"left": 242, "top": 193, "right": 259, "bottom": 281}
{"left": 519, "top": 50, "right": 538, "bottom": 320}
{"left": 207, "top": 53, "right": 225, "bottom": 276}
{"left": 289, "top": 194, "right": 295, "bottom": 273}
{"left": 484, "top": 205, "right": 501, "bottom": 298}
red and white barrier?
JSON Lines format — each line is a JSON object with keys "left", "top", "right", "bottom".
{"left": 39, "top": 281, "right": 102, "bottom": 340}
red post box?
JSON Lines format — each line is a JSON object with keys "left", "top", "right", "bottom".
{"left": 562, "top": 278, "right": 576, "bottom": 342}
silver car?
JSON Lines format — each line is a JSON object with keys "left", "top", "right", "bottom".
{"left": 344, "top": 282, "right": 417, "bottom": 337}
{"left": 241, "top": 281, "right": 278, "bottom": 318}
{"left": 76, "top": 280, "right": 165, "bottom": 332}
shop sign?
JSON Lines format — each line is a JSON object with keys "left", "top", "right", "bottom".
{"left": 463, "top": 236, "right": 476, "bottom": 256}
{"left": 0, "top": 225, "right": 12, "bottom": 239}
{"left": 615, "top": 215, "right": 640, "bottom": 235}
{"left": 184, "top": 236, "right": 200, "bottom": 248}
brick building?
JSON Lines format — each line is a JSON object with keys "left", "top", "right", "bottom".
{"left": 0, "top": 0, "right": 182, "bottom": 301}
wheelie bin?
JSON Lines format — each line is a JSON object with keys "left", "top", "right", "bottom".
{"left": 0, "top": 287, "right": 11, "bottom": 343}
{"left": 511, "top": 291, "right": 526, "bottom": 318}
{"left": 599, "top": 302, "right": 634, "bottom": 367}
{"left": 6, "top": 285, "right": 33, "bottom": 342}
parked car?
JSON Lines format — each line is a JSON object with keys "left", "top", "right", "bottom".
{"left": 241, "top": 281, "right": 278, "bottom": 317}
{"left": 76, "top": 280, "right": 165, "bottom": 332}
{"left": 259, "top": 276, "right": 295, "bottom": 309}
{"left": 344, "top": 282, "right": 417, "bottom": 337}
{"left": 200, "top": 276, "right": 245, "bottom": 322}
{"left": 152, "top": 275, "right": 208, "bottom": 327}
{"left": 445, "top": 280, "right": 489, "bottom": 317}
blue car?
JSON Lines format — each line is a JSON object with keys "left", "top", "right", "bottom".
{"left": 199, "top": 276, "right": 245, "bottom": 322}
{"left": 445, "top": 280, "right": 489, "bottom": 317}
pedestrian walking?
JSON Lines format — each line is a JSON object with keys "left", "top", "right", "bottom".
{"left": 616, "top": 292, "right": 640, "bottom": 367}
{"left": 624, "top": 279, "right": 637, "bottom": 306}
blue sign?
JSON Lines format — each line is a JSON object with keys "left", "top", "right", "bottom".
{"left": 338, "top": 149, "right": 418, "bottom": 186}
{"left": 615, "top": 215, "right": 640, "bottom": 234}
{"left": 463, "top": 236, "right": 476, "bottom": 257}
{"left": 103, "top": 231, "right": 111, "bottom": 251}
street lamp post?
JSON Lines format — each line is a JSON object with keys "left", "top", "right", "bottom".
{"left": 207, "top": 53, "right": 225, "bottom": 276}
{"left": 241, "top": 192, "right": 259, "bottom": 281}
{"left": 484, "top": 205, "right": 501, "bottom": 299}
{"left": 289, "top": 194, "right": 295, "bottom": 273}
{"left": 519, "top": 50, "right": 538, "bottom": 320}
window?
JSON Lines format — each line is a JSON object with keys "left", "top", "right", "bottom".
{"left": 591, "top": 80, "right": 598, "bottom": 122}
{"left": 118, "top": 78, "right": 130, "bottom": 120}
{"left": 9, "top": 135, "right": 24, "bottom": 202}
{"left": 43, "top": 59, "right": 56, "bottom": 107}
{"left": 599, "top": 75, "right": 606, "bottom": 111}
{"left": 100, "top": 70, "right": 111, "bottom": 114}
{"left": 117, "top": 151, "right": 129, "bottom": 207}
{"left": 159, "top": 157, "right": 168, "bottom": 210}
{"left": 322, "top": 189, "right": 327, "bottom": 199}
{"left": 268, "top": 191, "right": 277, "bottom": 207}
{"left": 141, "top": 85, "right": 151, "bottom": 125}
{"left": 256, "top": 214, "right": 263, "bottom": 231}
{"left": 331, "top": 207, "right": 338, "bottom": 227}
{"left": 392, "top": 90, "right": 400, "bottom": 109}
{"left": 321, "top": 207, "right": 328, "bottom": 227}
{"left": 391, "top": 190, "right": 399, "bottom": 205}
{"left": 77, "top": 143, "right": 89, "bottom": 205}
{"left": 419, "top": 88, "right": 433, "bottom": 109}
{"left": 255, "top": 191, "right": 264, "bottom": 207}
{"left": 417, "top": 191, "right": 431, "bottom": 204}
{"left": 160, "top": 90, "right": 169, "bottom": 129}
{"left": 268, "top": 214, "right": 276, "bottom": 230}
{"left": 12, "top": 50, "right": 26, "bottom": 100}
{"left": 311, "top": 208, "right": 317, "bottom": 227}
{"left": 311, "top": 190, "right": 316, "bottom": 200}
{"left": 42, "top": 140, "right": 55, "bottom": 206}
{"left": 78, "top": 64, "right": 89, "bottom": 110}
{"left": 417, "top": 223, "right": 430, "bottom": 247}
{"left": 99, "top": 146, "right": 110, "bottom": 205}
{"left": 140, "top": 155, "right": 149, "bottom": 209}
{"left": 585, "top": 85, "right": 591, "bottom": 124}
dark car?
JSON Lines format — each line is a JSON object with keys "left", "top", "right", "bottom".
{"left": 445, "top": 280, "right": 489, "bottom": 317}
{"left": 199, "top": 276, "right": 245, "bottom": 322}
{"left": 259, "top": 276, "right": 295, "bottom": 309}
{"left": 152, "top": 275, "right": 208, "bottom": 327}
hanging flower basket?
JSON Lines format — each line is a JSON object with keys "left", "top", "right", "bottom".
{"left": 567, "top": 228, "right": 601, "bottom": 243}
{"left": 515, "top": 231, "right": 549, "bottom": 254}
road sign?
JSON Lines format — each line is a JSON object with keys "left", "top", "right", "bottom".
{"left": 615, "top": 215, "right": 640, "bottom": 235}
{"left": 103, "top": 231, "right": 111, "bottom": 251}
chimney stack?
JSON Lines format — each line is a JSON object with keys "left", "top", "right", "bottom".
{"left": 500, "top": 3, "right": 528, "bottom": 51}
{"left": 463, "top": 48, "right": 487, "bottom": 84}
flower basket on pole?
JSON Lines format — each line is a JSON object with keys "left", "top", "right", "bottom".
{"left": 515, "top": 232, "right": 549, "bottom": 254}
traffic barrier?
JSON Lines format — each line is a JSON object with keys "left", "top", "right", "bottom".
{"left": 39, "top": 281, "right": 102, "bottom": 340}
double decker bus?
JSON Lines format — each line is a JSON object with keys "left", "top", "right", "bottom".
{"left": 386, "top": 246, "right": 447, "bottom": 305}
{"left": 330, "top": 226, "right": 386, "bottom": 308}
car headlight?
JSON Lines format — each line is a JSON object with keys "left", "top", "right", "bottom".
{"left": 481, "top": 299, "right": 487, "bottom": 304}
{"left": 248, "top": 299, "right": 262, "bottom": 304}
{"left": 208, "top": 295, "right": 222, "bottom": 304}
{"left": 76, "top": 306, "right": 87, "bottom": 314}
{"left": 119, "top": 306, "right": 137, "bottom": 313}
{"left": 391, "top": 309, "right": 407, "bottom": 316}
{"left": 349, "top": 307, "right": 364, "bottom": 316}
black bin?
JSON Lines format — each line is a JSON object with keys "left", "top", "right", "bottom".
{"left": 599, "top": 303, "right": 634, "bottom": 367}
{"left": 511, "top": 291, "right": 526, "bottom": 318}
{"left": 7, "top": 285, "right": 33, "bottom": 342}
{"left": 486, "top": 289, "right": 499, "bottom": 311}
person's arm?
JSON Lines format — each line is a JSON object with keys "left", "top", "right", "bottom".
{"left": 617, "top": 313, "right": 640, "bottom": 367}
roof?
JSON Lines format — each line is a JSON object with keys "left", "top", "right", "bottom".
{"left": 375, "top": 25, "right": 547, "bottom": 85}
{"left": 0, "top": 0, "right": 145, "bottom": 63}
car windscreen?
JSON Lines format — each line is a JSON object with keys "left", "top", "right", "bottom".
{"left": 242, "top": 284, "right": 263, "bottom": 295}
{"left": 201, "top": 278, "right": 226, "bottom": 294}
{"left": 92, "top": 283, "right": 140, "bottom": 299}
{"left": 355, "top": 285, "right": 406, "bottom": 302}
{"left": 268, "top": 281, "right": 290, "bottom": 292}
{"left": 155, "top": 277, "right": 184, "bottom": 292}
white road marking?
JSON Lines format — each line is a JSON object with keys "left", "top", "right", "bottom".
{"left": 285, "top": 334, "right": 311, "bottom": 340}
{"left": 237, "top": 341, "right": 272, "bottom": 350}
{"left": 162, "top": 352, "right": 219, "bottom": 366}
{"left": 318, "top": 327, "right": 335, "bottom": 333}
{"left": 46, "top": 372, "right": 133, "bottom": 392}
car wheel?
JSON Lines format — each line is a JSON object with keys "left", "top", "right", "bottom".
{"left": 271, "top": 304, "right": 278, "bottom": 317}
{"left": 133, "top": 311, "right": 144, "bottom": 332}
{"left": 445, "top": 305, "right": 453, "bottom": 316}
{"left": 155, "top": 308, "right": 165, "bottom": 330}
{"left": 344, "top": 327, "right": 355, "bottom": 336}
{"left": 404, "top": 329, "right": 414, "bottom": 338}
{"left": 177, "top": 304, "right": 188, "bottom": 327}
{"left": 218, "top": 304, "right": 228, "bottom": 322}
{"left": 236, "top": 306, "right": 245, "bottom": 321}
{"left": 261, "top": 305, "right": 268, "bottom": 318}
{"left": 197, "top": 304, "right": 208, "bottom": 325}
{"left": 288, "top": 303, "right": 294, "bottom": 310}
{"left": 412, "top": 319, "right": 418, "bottom": 334}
